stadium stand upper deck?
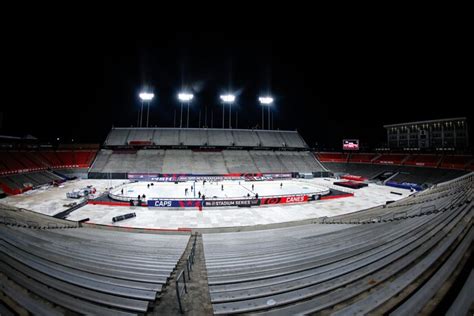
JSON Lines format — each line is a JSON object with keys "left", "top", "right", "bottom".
{"left": 104, "top": 127, "right": 308, "bottom": 149}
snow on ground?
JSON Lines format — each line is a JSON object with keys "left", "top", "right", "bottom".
{"left": 65, "top": 178, "right": 411, "bottom": 229}
{"left": 0, "top": 179, "right": 129, "bottom": 216}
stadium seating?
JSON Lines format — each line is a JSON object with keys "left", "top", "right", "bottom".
{"left": 403, "top": 154, "right": 442, "bottom": 168}
{"left": 316, "top": 152, "right": 347, "bottom": 163}
{"left": 0, "top": 149, "right": 97, "bottom": 194}
{"left": 0, "top": 171, "right": 65, "bottom": 193}
{"left": 89, "top": 149, "right": 325, "bottom": 174}
{"left": 373, "top": 154, "right": 407, "bottom": 165}
{"left": 127, "top": 129, "right": 154, "bottom": 145}
{"left": 391, "top": 167, "right": 467, "bottom": 185}
{"left": 202, "top": 174, "right": 473, "bottom": 314}
{"left": 0, "top": 150, "right": 97, "bottom": 176}
{"left": 222, "top": 150, "right": 260, "bottom": 173}
{"left": 348, "top": 153, "right": 378, "bottom": 163}
{"left": 0, "top": 219, "right": 189, "bottom": 315}
{"left": 325, "top": 173, "right": 472, "bottom": 223}
{"left": 440, "top": 155, "right": 472, "bottom": 170}
{"left": 324, "top": 162, "right": 469, "bottom": 184}
{"left": 255, "top": 131, "right": 286, "bottom": 147}
{"left": 104, "top": 128, "right": 130, "bottom": 146}
{"left": 232, "top": 130, "right": 260, "bottom": 147}
{"left": 104, "top": 128, "right": 308, "bottom": 149}
{"left": 208, "top": 129, "right": 234, "bottom": 147}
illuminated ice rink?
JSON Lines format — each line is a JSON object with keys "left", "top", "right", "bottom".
{"left": 110, "top": 180, "right": 329, "bottom": 201}
{"left": 1, "top": 178, "right": 412, "bottom": 230}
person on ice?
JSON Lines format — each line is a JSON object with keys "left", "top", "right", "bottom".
{"left": 280, "top": 182, "right": 283, "bottom": 189}
{"left": 121, "top": 188, "right": 124, "bottom": 195}
{"left": 252, "top": 184, "right": 254, "bottom": 191}
{"left": 198, "top": 191, "right": 201, "bottom": 198}
{"left": 221, "top": 184, "right": 224, "bottom": 191}
{"left": 185, "top": 188, "right": 188, "bottom": 196}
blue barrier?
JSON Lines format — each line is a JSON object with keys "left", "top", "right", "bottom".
{"left": 147, "top": 199, "right": 202, "bottom": 208}
{"left": 386, "top": 181, "right": 423, "bottom": 191}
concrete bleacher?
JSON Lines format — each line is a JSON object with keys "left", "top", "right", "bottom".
{"left": 104, "top": 128, "right": 130, "bottom": 146}
{"left": 203, "top": 174, "right": 473, "bottom": 314}
{"left": 324, "top": 162, "right": 396, "bottom": 178}
{"left": 90, "top": 149, "right": 325, "bottom": 174}
{"left": 326, "top": 173, "right": 472, "bottom": 224}
{"left": 104, "top": 128, "right": 308, "bottom": 149}
{"left": 127, "top": 129, "right": 153, "bottom": 144}
{"left": 134, "top": 150, "right": 165, "bottom": 173}
{"left": 0, "top": 171, "right": 64, "bottom": 191}
{"left": 222, "top": 150, "right": 260, "bottom": 173}
{"left": 0, "top": 221, "right": 189, "bottom": 315}
{"left": 391, "top": 166, "right": 467, "bottom": 185}
{"left": 280, "top": 131, "right": 306, "bottom": 148}
{"left": 101, "top": 152, "right": 137, "bottom": 173}
{"left": 88, "top": 149, "right": 112, "bottom": 172}
{"left": 256, "top": 131, "right": 286, "bottom": 147}
{"left": 232, "top": 130, "right": 260, "bottom": 147}
{"left": 0, "top": 150, "right": 97, "bottom": 177}
{"left": 179, "top": 129, "right": 207, "bottom": 146}
{"left": 154, "top": 129, "right": 180, "bottom": 146}
{"left": 324, "top": 162, "right": 469, "bottom": 184}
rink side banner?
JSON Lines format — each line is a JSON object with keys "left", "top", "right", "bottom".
{"left": 147, "top": 199, "right": 202, "bottom": 208}
{"left": 204, "top": 199, "right": 260, "bottom": 207}
{"left": 260, "top": 195, "right": 309, "bottom": 205}
{"left": 147, "top": 195, "right": 309, "bottom": 208}
{"left": 129, "top": 173, "right": 292, "bottom": 182}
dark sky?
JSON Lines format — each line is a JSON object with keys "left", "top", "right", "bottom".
{"left": 1, "top": 31, "right": 471, "bottom": 150}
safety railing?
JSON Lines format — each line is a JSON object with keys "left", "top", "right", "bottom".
{"left": 176, "top": 234, "right": 198, "bottom": 313}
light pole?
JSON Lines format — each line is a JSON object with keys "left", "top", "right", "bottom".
{"left": 220, "top": 94, "right": 235, "bottom": 129}
{"left": 139, "top": 92, "right": 154, "bottom": 127}
{"left": 140, "top": 100, "right": 144, "bottom": 127}
{"left": 259, "top": 96, "right": 273, "bottom": 130}
{"left": 178, "top": 93, "right": 193, "bottom": 128}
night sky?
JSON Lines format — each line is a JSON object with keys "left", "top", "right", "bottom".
{"left": 1, "top": 32, "right": 470, "bottom": 150}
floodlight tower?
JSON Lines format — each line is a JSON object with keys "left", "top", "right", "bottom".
{"left": 139, "top": 92, "right": 154, "bottom": 127}
{"left": 178, "top": 93, "right": 194, "bottom": 128}
{"left": 259, "top": 96, "right": 273, "bottom": 130}
{"left": 220, "top": 94, "right": 235, "bottom": 129}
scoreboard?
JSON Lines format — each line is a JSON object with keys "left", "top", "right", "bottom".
{"left": 343, "top": 139, "right": 359, "bottom": 150}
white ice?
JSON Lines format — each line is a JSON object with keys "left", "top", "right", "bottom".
{"left": 110, "top": 180, "right": 328, "bottom": 201}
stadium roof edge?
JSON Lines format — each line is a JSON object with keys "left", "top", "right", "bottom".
{"left": 110, "top": 127, "right": 300, "bottom": 133}
{"left": 383, "top": 117, "right": 467, "bottom": 128}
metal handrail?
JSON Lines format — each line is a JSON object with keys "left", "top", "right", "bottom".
{"left": 175, "top": 233, "right": 198, "bottom": 313}
{"left": 175, "top": 269, "right": 187, "bottom": 314}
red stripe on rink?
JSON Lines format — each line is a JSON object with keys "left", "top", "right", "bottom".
{"left": 88, "top": 200, "right": 147, "bottom": 207}
{"left": 320, "top": 193, "right": 354, "bottom": 200}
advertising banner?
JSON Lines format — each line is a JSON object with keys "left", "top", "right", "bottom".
{"left": 204, "top": 199, "right": 260, "bottom": 207}
{"left": 147, "top": 199, "right": 202, "bottom": 207}
{"left": 129, "top": 172, "right": 293, "bottom": 182}
{"left": 260, "top": 195, "right": 309, "bottom": 205}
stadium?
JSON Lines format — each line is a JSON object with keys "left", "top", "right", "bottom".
{"left": 1, "top": 37, "right": 473, "bottom": 315}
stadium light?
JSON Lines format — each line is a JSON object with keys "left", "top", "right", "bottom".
{"left": 259, "top": 96, "right": 274, "bottom": 130}
{"left": 178, "top": 93, "right": 193, "bottom": 102}
{"left": 178, "top": 92, "right": 194, "bottom": 128}
{"left": 138, "top": 91, "right": 155, "bottom": 127}
{"left": 220, "top": 94, "right": 235, "bottom": 103}
{"left": 220, "top": 94, "right": 236, "bottom": 128}
{"left": 258, "top": 96, "right": 273, "bottom": 104}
